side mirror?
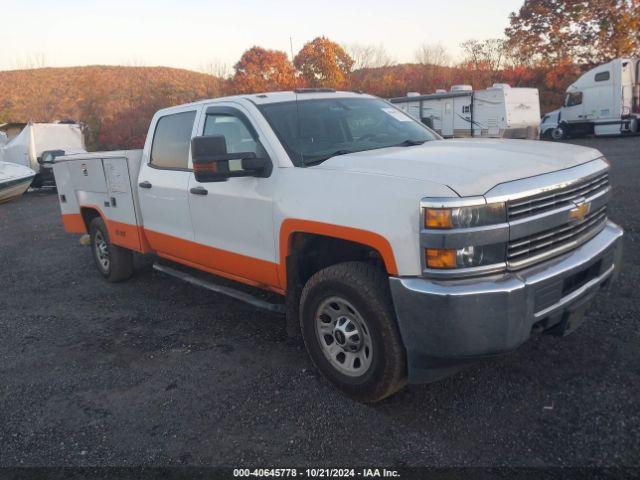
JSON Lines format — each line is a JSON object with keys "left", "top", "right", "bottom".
{"left": 39, "top": 149, "right": 65, "bottom": 165}
{"left": 191, "top": 135, "right": 269, "bottom": 183}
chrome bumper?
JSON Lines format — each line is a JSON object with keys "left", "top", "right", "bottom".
{"left": 389, "top": 220, "right": 624, "bottom": 383}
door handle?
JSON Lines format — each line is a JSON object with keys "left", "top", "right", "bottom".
{"left": 139, "top": 181, "right": 152, "bottom": 189}
{"left": 190, "top": 186, "right": 208, "bottom": 196}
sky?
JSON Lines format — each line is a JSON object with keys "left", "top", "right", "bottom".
{"left": 0, "top": 0, "right": 523, "bottom": 73}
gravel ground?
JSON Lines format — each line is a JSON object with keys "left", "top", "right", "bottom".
{"left": 0, "top": 136, "right": 638, "bottom": 468}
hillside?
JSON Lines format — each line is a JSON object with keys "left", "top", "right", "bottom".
{"left": 0, "top": 63, "right": 572, "bottom": 150}
{"left": 0, "top": 66, "right": 226, "bottom": 149}
{"left": 0, "top": 65, "right": 224, "bottom": 122}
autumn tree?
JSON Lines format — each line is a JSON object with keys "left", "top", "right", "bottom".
{"left": 232, "top": 47, "right": 297, "bottom": 94}
{"left": 506, "top": 0, "right": 640, "bottom": 65}
{"left": 294, "top": 37, "right": 354, "bottom": 89}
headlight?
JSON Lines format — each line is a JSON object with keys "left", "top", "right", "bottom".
{"left": 425, "top": 202, "right": 506, "bottom": 229}
{"left": 422, "top": 201, "right": 507, "bottom": 271}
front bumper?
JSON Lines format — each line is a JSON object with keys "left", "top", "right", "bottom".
{"left": 389, "top": 220, "right": 623, "bottom": 383}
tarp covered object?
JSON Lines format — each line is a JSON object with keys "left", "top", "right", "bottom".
{"left": 0, "top": 123, "right": 86, "bottom": 172}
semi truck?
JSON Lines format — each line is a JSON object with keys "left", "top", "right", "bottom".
{"left": 541, "top": 57, "right": 640, "bottom": 140}
{"left": 390, "top": 84, "right": 540, "bottom": 139}
{"left": 53, "top": 90, "right": 623, "bottom": 402}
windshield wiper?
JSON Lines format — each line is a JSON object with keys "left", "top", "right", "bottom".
{"left": 303, "top": 150, "right": 353, "bottom": 166}
{"left": 394, "top": 139, "right": 427, "bottom": 147}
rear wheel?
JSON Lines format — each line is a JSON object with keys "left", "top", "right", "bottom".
{"left": 89, "top": 217, "right": 133, "bottom": 282}
{"left": 300, "top": 262, "right": 407, "bottom": 402}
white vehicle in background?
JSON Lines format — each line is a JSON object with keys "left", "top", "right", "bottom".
{"left": 541, "top": 58, "right": 640, "bottom": 140}
{"left": 390, "top": 84, "right": 540, "bottom": 139}
{"left": 0, "top": 122, "right": 86, "bottom": 187}
{"left": 52, "top": 90, "right": 622, "bottom": 402}
{"left": 0, "top": 161, "right": 35, "bottom": 203}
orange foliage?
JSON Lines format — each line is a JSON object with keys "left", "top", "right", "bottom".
{"left": 0, "top": 66, "right": 228, "bottom": 150}
{"left": 294, "top": 37, "right": 354, "bottom": 89}
{"left": 0, "top": 25, "right": 619, "bottom": 151}
{"left": 232, "top": 47, "right": 298, "bottom": 94}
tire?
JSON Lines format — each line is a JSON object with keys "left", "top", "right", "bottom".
{"left": 299, "top": 262, "right": 407, "bottom": 402}
{"left": 30, "top": 174, "right": 42, "bottom": 189}
{"left": 541, "top": 129, "right": 553, "bottom": 140}
{"left": 550, "top": 125, "right": 566, "bottom": 141}
{"left": 88, "top": 216, "right": 133, "bottom": 282}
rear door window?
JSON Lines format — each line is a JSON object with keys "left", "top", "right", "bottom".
{"left": 150, "top": 111, "right": 196, "bottom": 169}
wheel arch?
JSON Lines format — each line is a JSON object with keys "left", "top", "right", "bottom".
{"left": 80, "top": 206, "right": 104, "bottom": 232}
{"left": 279, "top": 219, "right": 398, "bottom": 339}
{"left": 278, "top": 219, "right": 398, "bottom": 290}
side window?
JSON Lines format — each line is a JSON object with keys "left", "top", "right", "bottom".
{"left": 566, "top": 92, "right": 583, "bottom": 107}
{"left": 150, "top": 111, "right": 196, "bottom": 169}
{"left": 594, "top": 71, "right": 610, "bottom": 82}
{"left": 203, "top": 114, "right": 259, "bottom": 154}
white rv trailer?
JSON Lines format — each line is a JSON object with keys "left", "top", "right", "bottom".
{"left": 0, "top": 122, "right": 86, "bottom": 187}
{"left": 390, "top": 84, "right": 541, "bottom": 139}
{"left": 541, "top": 58, "right": 640, "bottom": 139}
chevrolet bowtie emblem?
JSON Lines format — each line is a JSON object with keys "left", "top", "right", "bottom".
{"left": 569, "top": 201, "right": 590, "bottom": 221}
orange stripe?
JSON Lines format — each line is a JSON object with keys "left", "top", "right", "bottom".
{"left": 144, "top": 229, "right": 282, "bottom": 293}
{"left": 278, "top": 219, "right": 398, "bottom": 288}
{"left": 107, "top": 218, "right": 151, "bottom": 252}
{"left": 62, "top": 213, "right": 86, "bottom": 234}
{"left": 81, "top": 205, "right": 152, "bottom": 254}
{"left": 61, "top": 212, "right": 396, "bottom": 295}
{"left": 62, "top": 207, "right": 152, "bottom": 253}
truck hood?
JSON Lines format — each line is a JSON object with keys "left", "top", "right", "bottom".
{"left": 315, "top": 139, "right": 602, "bottom": 197}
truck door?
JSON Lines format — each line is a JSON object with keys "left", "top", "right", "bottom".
{"left": 186, "top": 104, "right": 279, "bottom": 290}
{"left": 562, "top": 91, "right": 584, "bottom": 123}
{"left": 138, "top": 108, "right": 198, "bottom": 257}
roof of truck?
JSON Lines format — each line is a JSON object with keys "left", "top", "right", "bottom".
{"left": 157, "top": 90, "right": 377, "bottom": 113}
{"left": 245, "top": 90, "right": 375, "bottom": 105}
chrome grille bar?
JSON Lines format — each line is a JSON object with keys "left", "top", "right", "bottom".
{"left": 508, "top": 171, "right": 609, "bottom": 220}
{"left": 507, "top": 206, "right": 607, "bottom": 265}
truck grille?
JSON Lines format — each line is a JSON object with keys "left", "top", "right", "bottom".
{"left": 507, "top": 205, "right": 607, "bottom": 267}
{"left": 507, "top": 171, "right": 609, "bottom": 221}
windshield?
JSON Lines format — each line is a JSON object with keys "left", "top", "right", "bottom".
{"left": 257, "top": 97, "right": 439, "bottom": 166}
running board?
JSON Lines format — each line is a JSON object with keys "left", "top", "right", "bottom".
{"left": 153, "top": 263, "right": 286, "bottom": 314}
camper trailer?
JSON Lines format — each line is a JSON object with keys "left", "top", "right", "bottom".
{"left": 390, "top": 84, "right": 540, "bottom": 139}
{"left": 541, "top": 58, "right": 640, "bottom": 139}
{"left": 0, "top": 122, "right": 86, "bottom": 187}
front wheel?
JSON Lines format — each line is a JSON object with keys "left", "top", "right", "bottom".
{"left": 299, "top": 262, "right": 407, "bottom": 402}
{"left": 550, "top": 125, "right": 566, "bottom": 141}
{"left": 89, "top": 217, "right": 133, "bottom": 282}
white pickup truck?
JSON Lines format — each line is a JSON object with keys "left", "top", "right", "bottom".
{"left": 53, "top": 89, "right": 623, "bottom": 402}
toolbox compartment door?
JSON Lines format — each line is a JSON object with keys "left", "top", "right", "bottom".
{"left": 102, "top": 156, "right": 145, "bottom": 252}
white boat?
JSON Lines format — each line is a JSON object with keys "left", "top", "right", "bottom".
{"left": 0, "top": 161, "right": 35, "bottom": 203}
{"left": 0, "top": 122, "right": 86, "bottom": 188}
